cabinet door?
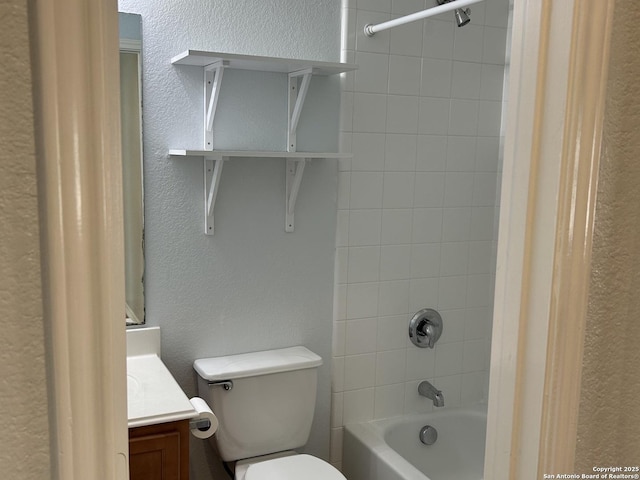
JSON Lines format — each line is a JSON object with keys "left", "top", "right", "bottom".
{"left": 130, "top": 431, "right": 181, "bottom": 480}
{"left": 129, "top": 421, "right": 189, "bottom": 480}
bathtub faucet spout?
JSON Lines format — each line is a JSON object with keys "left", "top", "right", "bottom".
{"left": 418, "top": 381, "right": 445, "bottom": 407}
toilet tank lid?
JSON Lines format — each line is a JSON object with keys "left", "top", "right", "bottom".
{"left": 193, "top": 346, "right": 323, "bottom": 381}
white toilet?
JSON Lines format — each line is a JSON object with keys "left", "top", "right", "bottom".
{"left": 194, "top": 346, "right": 346, "bottom": 480}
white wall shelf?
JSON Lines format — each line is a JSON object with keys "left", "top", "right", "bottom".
{"left": 171, "top": 50, "right": 357, "bottom": 75}
{"left": 169, "top": 50, "right": 357, "bottom": 235}
{"left": 169, "top": 149, "right": 350, "bottom": 159}
{"left": 169, "top": 151, "right": 351, "bottom": 235}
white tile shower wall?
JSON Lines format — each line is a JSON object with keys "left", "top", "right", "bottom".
{"left": 332, "top": 0, "right": 509, "bottom": 468}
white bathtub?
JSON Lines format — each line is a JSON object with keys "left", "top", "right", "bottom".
{"left": 343, "top": 404, "right": 486, "bottom": 480}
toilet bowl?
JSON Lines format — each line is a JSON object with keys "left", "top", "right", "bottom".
{"left": 235, "top": 451, "right": 345, "bottom": 480}
{"left": 243, "top": 453, "right": 344, "bottom": 480}
{"left": 194, "top": 346, "right": 345, "bottom": 480}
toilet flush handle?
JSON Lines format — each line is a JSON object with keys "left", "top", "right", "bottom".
{"left": 208, "top": 380, "right": 233, "bottom": 391}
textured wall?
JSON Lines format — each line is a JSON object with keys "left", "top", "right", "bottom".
{"left": 0, "top": 1, "right": 51, "bottom": 478}
{"left": 574, "top": 0, "right": 640, "bottom": 468}
{"left": 117, "top": 1, "right": 342, "bottom": 478}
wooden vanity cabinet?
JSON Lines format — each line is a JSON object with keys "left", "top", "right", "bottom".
{"left": 129, "top": 420, "right": 190, "bottom": 480}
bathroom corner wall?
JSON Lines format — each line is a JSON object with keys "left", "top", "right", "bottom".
{"left": 0, "top": 1, "right": 51, "bottom": 478}
{"left": 575, "top": 0, "right": 640, "bottom": 467}
{"left": 117, "top": 1, "right": 342, "bottom": 478}
{"left": 332, "top": 0, "right": 509, "bottom": 468}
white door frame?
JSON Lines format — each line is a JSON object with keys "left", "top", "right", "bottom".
{"left": 485, "top": 0, "right": 615, "bottom": 478}
{"left": 32, "top": 0, "right": 129, "bottom": 479}
{"left": 33, "top": 0, "right": 615, "bottom": 478}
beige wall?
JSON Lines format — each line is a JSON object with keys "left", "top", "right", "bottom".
{"left": 0, "top": 1, "right": 51, "bottom": 478}
{"left": 575, "top": 0, "right": 640, "bottom": 468}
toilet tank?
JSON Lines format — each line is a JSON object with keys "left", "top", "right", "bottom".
{"left": 194, "top": 346, "right": 323, "bottom": 462}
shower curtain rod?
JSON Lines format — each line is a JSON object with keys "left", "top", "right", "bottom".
{"left": 364, "top": 0, "right": 484, "bottom": 36}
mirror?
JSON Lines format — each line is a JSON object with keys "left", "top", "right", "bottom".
{"left": 119, "top": 13, "right": 145, "bottom": 325}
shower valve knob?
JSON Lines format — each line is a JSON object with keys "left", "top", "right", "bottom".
{"left": 409, "top": 308, "right": 443, "bottom": 348}
{"left": 418, "top": 322, "right": 436, "bottom": 345}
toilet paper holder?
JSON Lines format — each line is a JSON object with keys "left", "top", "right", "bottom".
{"left": 188, "top": 396, "right": 218, "bottom": 439}
{"left": 190, "top": 418, "right": 212, "bottom": 431}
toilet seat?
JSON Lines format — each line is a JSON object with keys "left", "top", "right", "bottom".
{"left": 244, "top": 454, "right": 346, "bottom": 480}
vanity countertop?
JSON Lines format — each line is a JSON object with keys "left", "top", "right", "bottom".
{"left": 127, "top": 327, "right": 198, "bottom": 428}
{"left": 127, "top": 354, "right": 198, "bottom": 428}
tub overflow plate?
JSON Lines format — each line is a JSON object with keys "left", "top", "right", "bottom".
{"left": 419, "top": 425, "right": 438, "bottom": 445}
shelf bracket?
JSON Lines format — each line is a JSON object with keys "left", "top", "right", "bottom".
{"left": 204, "top": 155, "right": 225, "bottom": 235}
{"left": 285, "top": 158, "right": 307, "bottom": 232}
{"left": 204, "top": 61, "right": 228, "bottom": 150}
{"left": 287, "top": 68, "right": 314, "bottom": 152}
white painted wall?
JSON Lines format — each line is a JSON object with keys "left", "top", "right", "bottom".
{"left": 117, "top": 0, "right": 342, "bottom": 478}
{"left": 332, "top": 0, "right": 509, "bottom": 469}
